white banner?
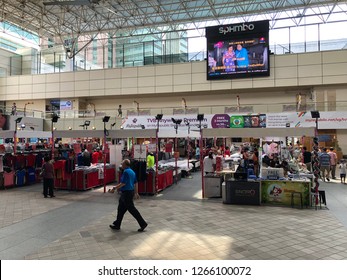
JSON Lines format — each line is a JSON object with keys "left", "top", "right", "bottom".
{"left": 148, "top": 144, "right": 157, "bottom": 153}
{"left": 266, "top": 111, "right": 347, "bottom": 129}
{"left": 121, "top": 115, "right": 211, "bottom": 130}
{"left": 7, "top": 116, "right": 44, "bottom": 131}
{"left": 133, "top": 144, "right": 147, "bottom": 159}
{"left": 122, "top": 111, "right": 347, "bottom": 131}
{"left": 60, "top": 100, "right": 73, "bottom": 111}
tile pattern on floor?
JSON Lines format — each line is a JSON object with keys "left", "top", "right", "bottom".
{"left": 1, "top": 174, "right": 347, "bottom": 260}
{"left": 24, "top": 197, "right": 347, "bottom": 260}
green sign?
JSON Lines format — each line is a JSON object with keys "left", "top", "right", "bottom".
{"left": 261, "top": 181, "right": 310, "bottom": 207}
{"left": 230, "top": 116, "right": 244, "bottom": 128}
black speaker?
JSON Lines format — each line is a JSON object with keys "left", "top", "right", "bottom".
{"left": 102, "top": 116, "right": 110, "bottom": 123}
{"left": 197, "top": 114, "right": 204, "bottom": 121}
{"left": 155, "top": 114, "right": 163, "bottom": 120}
{"left": 311, "top": 111, "right": 320, "bottom": 118}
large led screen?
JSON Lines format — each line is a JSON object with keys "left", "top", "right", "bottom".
{"left": 206, "top": 20, "right": 270, "bottom": 80}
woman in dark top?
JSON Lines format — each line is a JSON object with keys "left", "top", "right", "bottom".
{"left": 42, "top": 156, "right": 55, "bottom": 198}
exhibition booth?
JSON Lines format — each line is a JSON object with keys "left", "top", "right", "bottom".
{"left": 0, "top": 130, "right": 52, "bottom": 189}
{"left": 201, "top": 127, "right": 316, "bottom": 208}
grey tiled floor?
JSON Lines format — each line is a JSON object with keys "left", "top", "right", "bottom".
{"left": 1, "top": 172, "right": 347, "bottom": 260}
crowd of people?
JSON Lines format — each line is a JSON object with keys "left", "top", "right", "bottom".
{"left": 200, "top": 140, "right": 346, "bottom": 184}
{"left": 262, "top": 142, "right": 346, "bottom": 183}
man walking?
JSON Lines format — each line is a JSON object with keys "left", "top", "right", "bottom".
{"left": 110, "top": 159, "right": 148, "bottom": 232}
{"left": 319, "top": 148, "right": 331, "bottom": 182}
{"left": 328, "top": 147, "right": 337, "bottom": 179}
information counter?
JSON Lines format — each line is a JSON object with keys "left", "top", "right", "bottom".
{"left": 223, "top": 180, "right": 261, "bottom": 205}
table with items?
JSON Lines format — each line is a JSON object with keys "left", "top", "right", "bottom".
{"left": 71, "top": 164, "right": 116, "bottom": 191}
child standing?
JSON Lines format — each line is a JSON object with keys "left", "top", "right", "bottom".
{"left": 339, "top": 160, "right": 346, "bottom": 184}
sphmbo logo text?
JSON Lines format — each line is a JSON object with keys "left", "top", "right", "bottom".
{"left": 219, "top": 23, "right": 255, "bottom": 34}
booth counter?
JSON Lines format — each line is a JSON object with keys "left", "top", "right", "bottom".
{"left": 261, "top": 180, "right": 310, "bottom": 207}
{"left": 70, "top": 165, "right": 116, "bottom": 191}
{"left": 158, "top": 169, "right": 174, "bottom": 191}
{"left": 222, "top": 179, "right": 310, "bottom": 207}
{"left": 223, "top": 180, "right": 261, "bottom": 205}
{"left": 130, "top": 169, "right": 174, "bottom": 195}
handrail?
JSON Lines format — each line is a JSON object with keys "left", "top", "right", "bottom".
{"left": 36, "top": 100, "right": 345, "bottom": 120}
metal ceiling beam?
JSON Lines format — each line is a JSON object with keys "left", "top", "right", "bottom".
{"left": 0, "top": 0, "right": 343, "bottom": 45}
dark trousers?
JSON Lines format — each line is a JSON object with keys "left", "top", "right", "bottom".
{"left": 43, "top": 178, "right": 54, "bottom": 197}
{"left": 113, "top": 191, "right": 146, "bottom": 228}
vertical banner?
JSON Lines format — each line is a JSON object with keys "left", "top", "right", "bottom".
{"left": 133, "top": 145, "right": 147, "bottom": 159}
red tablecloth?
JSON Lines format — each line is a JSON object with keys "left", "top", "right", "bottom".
{"left": 157, "top": 169, "right": 174, "bottom": 191}
{"left": 104, "top": 168, "right": 115, "bottom": 184}
{"left": 86, "top": 171, "right": 99, "bottom": 189}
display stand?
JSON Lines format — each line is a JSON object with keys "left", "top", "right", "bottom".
{"left": 108, "top": 129, "right": 157, "bottom": 193}
{"left": 0, "top": 130, "right": 52, "bottom": 190}
{"left": 54, "top": 129, "right": 118, "bottom": 192}
{"left": 202, "top": 127, "right": 316, "bottom": 206}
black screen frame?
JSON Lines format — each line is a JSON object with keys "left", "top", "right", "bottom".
{"left": 206, "top": 20, "right": 270, "bottom": 80}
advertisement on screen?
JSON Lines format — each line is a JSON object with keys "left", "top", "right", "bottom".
{"left": 206, "top": 20, "right": 270, "bottom": 80}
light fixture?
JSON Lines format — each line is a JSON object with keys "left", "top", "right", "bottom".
{"left": 197, "top": 114, "right": 204, "bottom": 131}
{"left": 184, "top": 119, "right": 190, "bottom": 134}
{"left": 53, "top": 127, "right": 57, "bottom": 131}
{"left": 92, "top": 126, "right": 96, "bottom": 130}
{"left": 79, "top": 120, "right": 91, "bottom": 130}
{"left": 311, "top": 110, "right": 320, "bottom": 132}
{"left": 171, "top": 118, "right": 182, "bottom": 134}
{"left": 155, "top": 114, "right": 163, "bottom": 132}
{"left": 52, "top": 113, "right": 60, "bottom": 123}
{"left": 311, "top": 111, "right": 320, "bottom": 118}
{"left": 68, "top": 127, "right": 72, "bottom": 130}
{"left": 102, "top": 116, "right": 110, "bottom": 123}
{"left": 21, "top": 124, "right": 26, "bottom": 129}
{"left": 102, "top": 116, "right": 110, "bottom": 136}
{"left": 171, "top": 118, "right": 182, "bottom": 125}
{"left": 197, "top": 114, "right": 204, "bottom": 121}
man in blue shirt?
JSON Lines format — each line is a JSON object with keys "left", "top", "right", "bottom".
{"left": 319, "top": 148, "right": 331, "bottom": 182}
{"left": 235, "top": 44, "right": 249, "bottom": 70}
{"left": 110, "top": 159, "right": 148, "bottom": 231}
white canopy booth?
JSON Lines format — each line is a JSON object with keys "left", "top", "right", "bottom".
{"left": 0, "top": 130, "right": 52, "bottom": 152}
{"left": 201, "top": 127, "right": 316, "bottom": 207}
{"left": 54, "top": 129, "right": 157, "bottom": 192}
